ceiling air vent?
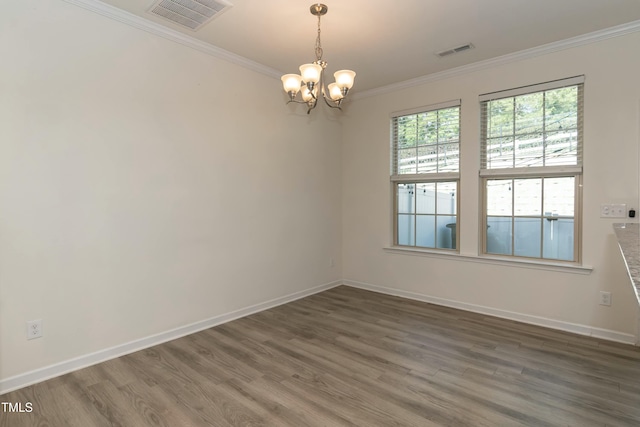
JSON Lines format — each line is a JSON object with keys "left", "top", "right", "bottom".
{"left": 436, "top": 43, "right": 475, "bottom": 58}
{"left": 148, "top": 0, "right": 233, "bottom": 31}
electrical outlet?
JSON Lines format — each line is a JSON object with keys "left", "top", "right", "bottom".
{"left": 600, "top": 204, "right": 627, "bottom": 218}
{"left": 599, "top": 291, "right": 612, "bottom": 307}
{"left": 26, "top": 319, "right": 42, "bottom": 340}
{"left": 329, "top": 257, "right": 335, "bottom": 267}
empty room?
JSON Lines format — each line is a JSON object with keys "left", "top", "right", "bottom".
{"left": 2, "top": 0, "right": 640, "bottom": 425}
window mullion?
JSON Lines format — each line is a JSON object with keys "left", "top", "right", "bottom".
{"left": 413, "top": 184, "right": 418, "bottom": 246}
{"left": 511, "top": 178, "right": 515, "bottom": 256}
{"left": 540, "top": 178, "right": 545, "bottom": 258}
{"left": 436, "top": 109, "right": 440, "bottom": 174}
{"left": 574, "top": 175, "right": 582, "bottom": 263}
{"left": 542, "top": 92, "right": 546, "bottom": 168}
{"left": 415, "top": 116, "right": 419, "bottom": 175}
{"left": 512, "top": 98, "right": 516, "bottom": 169}
{"left": 434, "top": 183, "right": 438, "bottom": 247}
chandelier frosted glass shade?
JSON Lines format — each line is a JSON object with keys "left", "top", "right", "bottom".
{"left": 299, "top": 63, "right": 323, "bottom": 84}
{"left": 281, "top": 74, "right": 303, "bottom": 95}
{"left": 334, "top": 70, "right": 356, "bottom": 90}
{"left": 301, "top": 85, "right": 315, "bottom": 102}
{"left": 327, "top": 83, "right": 343, "bottom": 100}
{"left": 281, "top": 4, "right": 356, "bottom": 114}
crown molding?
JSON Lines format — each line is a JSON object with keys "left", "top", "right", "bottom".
{"left": 58, "top": 1, "right": 640, "bottom": 99}
{"left": 61, "top": 0, "right": 282, "bottom": 79}
{"left": 353, "top": 19, "right": 640, "bottom": 100}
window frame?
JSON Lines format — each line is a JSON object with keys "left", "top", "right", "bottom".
{"left": 479, "top": 76, "right": 584, "bottom": 264}
{"left": 391, "top": 100, "right": 461, "bottom": 251}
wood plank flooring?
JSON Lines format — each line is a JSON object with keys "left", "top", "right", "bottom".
{"left": 3, "top": 285, "right": 640, "bottom": 426}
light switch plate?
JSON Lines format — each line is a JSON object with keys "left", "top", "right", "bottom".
{"left": 600, "top": 204, "right": 627, "bottom": 218}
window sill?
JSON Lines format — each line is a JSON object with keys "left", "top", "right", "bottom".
{"left": 383, "top": 246, "right": 593, "bottom": 275}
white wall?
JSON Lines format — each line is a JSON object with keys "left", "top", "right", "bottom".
{"left": 0, "top": 0, "right": 342, "bottom": 384}
{"left": 342, "top": 32, "right": 640, "bottom": 339}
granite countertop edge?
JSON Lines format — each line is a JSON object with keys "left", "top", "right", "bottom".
{"left": 613, "top": 223, "right": 640, "bottom": 306}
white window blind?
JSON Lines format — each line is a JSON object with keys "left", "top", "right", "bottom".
{"left": 391, "top": 99, "right": 461, "bottom": 180}
{"left": 480, "top": 76, "right": 584, "bottom": 177}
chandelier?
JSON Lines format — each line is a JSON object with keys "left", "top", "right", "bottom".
{"left": 281, "top": 4, "right": 356, "bottom": 114}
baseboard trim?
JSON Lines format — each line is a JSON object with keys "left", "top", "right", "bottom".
{"left": 343, "top": 279, "right": 637, "bottom": 345}
{"left": 0, "top": 280, "right": 341, "bottom": 395}
{"left": 4, "top": 278, "right": 635, "bottom": 394}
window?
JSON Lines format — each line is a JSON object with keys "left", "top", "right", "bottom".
{"left": 391, "top": 100, "right": 460, "bottom": 250}
{"left": 480, "top": 76, "right": 584, "bottom": 262}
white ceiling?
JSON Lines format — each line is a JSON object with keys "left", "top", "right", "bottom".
{"left": 91, "top": 0, "right": 640, "bottom": 93}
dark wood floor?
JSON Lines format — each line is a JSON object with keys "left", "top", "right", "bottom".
{"left": 3, "top": 286, "right": 640, "bottom": 426}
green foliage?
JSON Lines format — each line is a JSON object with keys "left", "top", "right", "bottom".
{"left": 394, "top": 106, "right": 461, "bottom": 174}
{"left": 484, "top": 85, "right": 579, "bottom": 168}
{"left": 486, "top": 86, "right": 577, "bottom": 137}
{"left": 395, "top": 107, "right": 460, "bottom": 149}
